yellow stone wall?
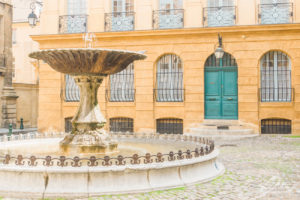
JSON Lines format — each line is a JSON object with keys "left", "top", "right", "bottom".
{"left": 33, "top": 24, "right": 300, "bottom": 135}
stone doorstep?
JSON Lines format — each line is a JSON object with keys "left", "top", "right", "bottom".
{"left": 188, "top": 128, "right": 255, "bottom": 135}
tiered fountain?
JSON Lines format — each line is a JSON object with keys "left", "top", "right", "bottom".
{"left": 0, "top": 48, "right": 224, "bottom": 199}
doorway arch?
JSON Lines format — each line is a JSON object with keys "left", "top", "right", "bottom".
{"left": 204, "top": 52, "right": 238, "bottom": 119}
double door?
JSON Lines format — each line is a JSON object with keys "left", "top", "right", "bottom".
{"left": 205, "top": 66, "right": 238, "bottom": 119}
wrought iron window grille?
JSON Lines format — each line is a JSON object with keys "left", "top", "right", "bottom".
{"left": 261, "top": 119, "right": 291, "bottom": 134}
{"left": 110, "top": 118, "right": 134, "bottom": 133}
{"left": 155, "top": 54, "right": 184, "bottom": 102}
{"left": 259, "top": 87, "right": 293, "bottom": 102}
{"left": 203, "top": 6, "right": 236, "bottom": 27}
{"left": 107, "top": 63, "right": 134, "bottom": 102}
{"left": 154, "top": 89, "right": 185, "bottom": 102}
{"left": 58, "top": 15, "right": 88, "bottom": 34}
{"left": 153, "top": 9, "right": 184, "bottom": 29}
{"left": 0, "top": 54, "right": 6, "bottom": 68}
{"left": 258, "top": 3, "right": 293, "bottom": 24}
{"left": 104, "top": 12, "right": 135, "bottom": 32}
{"left": 157, "top": 118, "right": 183, "bottom": 134}
{"left": 64, "top": 75, "right": 80, "bottom": 102}
{"left": 65, "top": 117, "right": 73, "bottom": 133}
{"left": 260, "top": 51, "right": 291, "bottom": 102}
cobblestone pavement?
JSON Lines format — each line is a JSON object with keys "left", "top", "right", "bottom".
{"left": 91, "top": 135, "right": 300, "bottom": 200}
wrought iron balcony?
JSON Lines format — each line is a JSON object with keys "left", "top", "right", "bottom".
{"left": 59, "top": 15, "right": 88, "bottom": 34}
{"left": 258, "top": 3, "right": 293, "bottom": 24}
{"left": 203, "top": 6, "right": 236, "bottom": 27}
{"left": 106, "top": 89, "right": 135, "bottom": 102}
{"left": 154, "top": 88, "right": 184, "bottom": 102}
{"left": 105, "top": 12, "right": 135, "bottom": 32}
{"left": 153, "top": 9, "right": 184, "bottom": 29}
{"left": 0, "top": 54, "right": 5, "bottom": 68}
{"left": 259, "top": 88, "right": 294, "bottom": 102}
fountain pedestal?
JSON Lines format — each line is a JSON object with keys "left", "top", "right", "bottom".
{"left": 60, "top": 75, "right": 117, "bottom": 154}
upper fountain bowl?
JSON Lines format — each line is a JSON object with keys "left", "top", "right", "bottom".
{"left": 29, "top": 48, "right": 147, "bottom": 75}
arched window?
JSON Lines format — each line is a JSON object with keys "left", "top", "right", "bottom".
{"left": 206, "top": 0, "right": 235, "bottom": 27}
{"left": 260, "top": 51, "right": 291, "bottom": 102}
{"left": 108, "top": 63, "right": 134, "bottom": 102}
{"left": 261, "top": 118, "right": 291, "bottom": 134}
{"left": 110, "top": 117, "right": 134, "bottom": 133}
{"left": 156, "top": 118, "right": 183, "bottom": 134}
{"left": 65, "top": 75, "right": 80, "bottom": 102}
{"left": 259, "top": 0, "right": 291, "bottom": 24}
{"left": 155, "top": 54, "right": 183, "bottom": 102}
{"left": 107, "top": 0, "right": 134, "bottom": 31}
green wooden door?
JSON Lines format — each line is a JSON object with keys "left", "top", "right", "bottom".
{"left": 204, "top": 53, "right": 238, "bottom": 119}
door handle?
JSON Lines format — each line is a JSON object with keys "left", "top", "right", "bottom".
{"left": 227, "top": 98, "right": 233, "bottom": 100}
{"left": 209, "top": 98, "right": 217, "bottom": 101}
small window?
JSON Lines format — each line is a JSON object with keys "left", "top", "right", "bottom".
{"left": 12, "top": 29, "right": 16, "bottom": 44}
{"left": 157, "top": 118, "right": 183, "bottom": 134}
{"left": 110, "top": 117, "right": 134, "bottom": 133}
{"left": 261, "top": 119, "right": 291, "bottom": 134}
{"left": 65, "top": 117, "right": 73, "bottom": 133}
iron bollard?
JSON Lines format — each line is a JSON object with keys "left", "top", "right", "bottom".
{"left": 8, "top": 123, "right": 13, "bottom": 137}
{"left": 20, "top": 118, "right": 24, "bottom": 130}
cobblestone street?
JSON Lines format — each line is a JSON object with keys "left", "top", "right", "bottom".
{"left": 93, "top": 135, "right": 300, "bottom": 200}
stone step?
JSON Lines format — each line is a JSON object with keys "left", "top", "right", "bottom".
{"left": 188, "top": 127, "right": 255, "bottom": 135}
{"left": 202, "top": 119, "right": 241, "bottom": 126}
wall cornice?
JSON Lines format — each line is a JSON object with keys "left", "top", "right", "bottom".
{"left": 31, "top": 23, "right": 300, "bottom": 48}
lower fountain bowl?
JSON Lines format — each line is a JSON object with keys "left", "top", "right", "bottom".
{"left": 0, "top": 132, "right": 224, "bottom": 199}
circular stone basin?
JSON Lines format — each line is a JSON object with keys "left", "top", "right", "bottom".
{"left": 0, "top": 133, "right": 224, "bottom": 199}
{"left": 29, "top": 48, "right": 147, "bottom": 76}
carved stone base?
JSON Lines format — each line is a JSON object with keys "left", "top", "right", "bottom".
{"left": 60, "top": 130, "right": 118, "bottom": 154}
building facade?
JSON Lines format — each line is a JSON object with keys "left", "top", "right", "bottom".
{"left": 11, "top": 0, "right": 42, "bottom": 128}
{"left": 33, "top": 0, "right": 300, "bottom": 135}
{"left": 0, "top": 0, "right": 19, "bottom": 128}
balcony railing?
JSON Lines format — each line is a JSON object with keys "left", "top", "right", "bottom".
{"left": 105, "top": 12, "right": 135, "bottom": 32}
{"left": 0, "top": 54, "right": 5, "bottom": 68}
{"left": 203, "top": 6, "right": 236, "bottom": 27}
{"left": 106, "top": 89, "right": 135, "bottom": 102}
{"left": 153, "top": 9, "right": 184, "bottom": 29}
{"left": 59, "top": 15, "right": 88, "bottom": 34}
{"left": 154, "top": 88, "right": 184, "bottom": 102}
{"left": 259, "top": 88, "right": 294, "bottom": 102}
{"left": 258, "top": 3, "right": 293, "bottom": 24}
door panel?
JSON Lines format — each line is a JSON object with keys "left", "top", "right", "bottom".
{"left": 205, "top": 67, "right": 222, "bottom": 119}
{"left": 205, "top": 65, "right": 238, "bottom": 119}
{"left": 222, "top": 67, "right": 238, "bottom": 119}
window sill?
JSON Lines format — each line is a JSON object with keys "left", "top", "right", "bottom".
{"left": 259, "top": 102, "right": 293, "bottom": 107}
{"left": 155, "top": 102, "right": 184, "bottom": 107}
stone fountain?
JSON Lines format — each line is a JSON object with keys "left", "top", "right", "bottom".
{"left": 0, "top": 47, "right": 223, "bottom": 199}
{"left": 29, "top": 48, "right": 146, "bottom": 154}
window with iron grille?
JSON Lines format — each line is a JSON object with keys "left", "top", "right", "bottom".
{"left": 261, "top": 119, "right": 291, "bottom": 134}
{"left": 259, "top": 0, "right": 292, "bottom": 24}
{"left": 157, "top": 118, "right": 183, "bottom": 134}
{"left": 108, "top": 63, "right": 134, "bottom": 102}
{"left": 205, "top": 0, "right": 236, "bottom": 27}
{"left": 60, "top": 0, "right": 87, "bottom": 33}
{"left": 109, "top": 117, "right": 134, "bottom": 133}
{"left": 65, "top": 75, "right": 80, "bottom": 102}
{"left": 65, "top": 117, "right": 73, "bottom": 133}
{"left": 260, "top": 51, "right": 291, "bottom": 102}
{"left": 153, "top": 0, "right": 183, "bottom": 29}
{"left": 155, "top": 54, "right": 184, "bottom": 102}
{"left": 105, "top": 0, "right": 134, "bottom": 31}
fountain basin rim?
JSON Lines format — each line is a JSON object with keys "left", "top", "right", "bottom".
{"left": 0, "top": 149, "right": 219, "bottom": 172}
{"left": 29, "top": 48, "right": 147, "bottom": 59}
